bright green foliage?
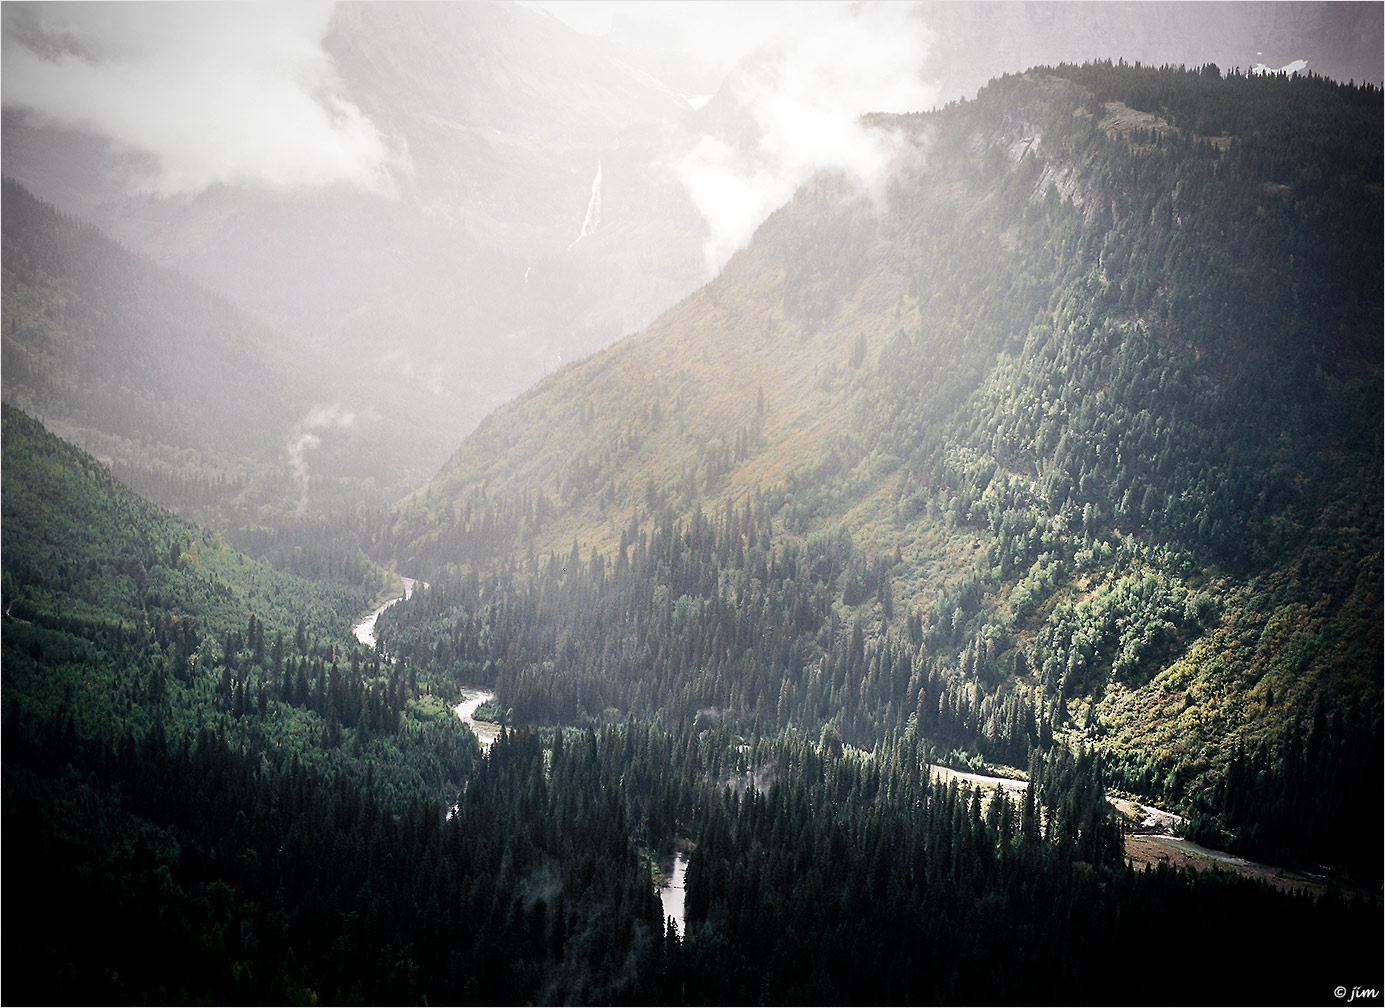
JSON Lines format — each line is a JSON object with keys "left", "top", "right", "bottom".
{"left": 3, "top": 405, "right": 366, "bottom": 739}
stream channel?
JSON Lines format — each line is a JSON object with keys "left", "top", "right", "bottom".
{"left": 352, "top": 576, "right": 424, "bottom": 649}
{"left": 352, "top": 578, "right": 500, "bottom": 750}
{"left": 351, "top": 580, "right": 1364, "bottom": 924}
{"left": 659, "top": 853, "right": 688, "bottom": 936}
{"left": 354, "top": 581, "right": 701, "bottom": 933}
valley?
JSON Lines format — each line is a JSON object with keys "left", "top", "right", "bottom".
{"left": 1121, "top": 834, "right": 1373, "bottom": 901}
{"left": 2, "top": 12, "right": 1381, "bottom": 1003}
{"left": 383, "top": 63, "right": 1382, "bottom": 880}
{"left": 351, "top": 575, "right": 425, "bottom": 649}
{"left": 452, "top": 688, "right": 502, "bottom": 751}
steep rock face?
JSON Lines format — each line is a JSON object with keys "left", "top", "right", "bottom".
{"left": 327, "top": 2, "right": 688, "bottom": 152}
{"left": 398, "top": 64, "right": 1384, "bottom": 575}
{"left": 384, "top": 66, "right": 1380, "bottom": 859}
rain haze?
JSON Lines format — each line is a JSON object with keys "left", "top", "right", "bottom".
{"left": 2, "top": 1, "right": 1380, "bottom": 502}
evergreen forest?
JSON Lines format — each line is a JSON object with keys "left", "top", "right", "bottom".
{"left": 2, "top": 61, "right": 1381, "bottom": 1006}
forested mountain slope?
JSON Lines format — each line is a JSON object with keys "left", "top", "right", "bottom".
{"left": 3, "top": 406, "right": 1379, "bottom": 1003}
{"left": 1, "top": 404, "right": 384, "bottom": 756}
{"left": 0, "top": 404, "right": 621, "bottom": 1001}
{"left": 384, "top": 64, "right": 1382, "bottom": 877}
{"left": 1, "top": 180, "right": 404, "bottom": 582}
{"left": 2, "top": 181, "right": 329, "bottom": 513}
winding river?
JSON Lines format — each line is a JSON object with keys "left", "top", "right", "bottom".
{"left": 352, "top": 576, "right": 424, "bottom": 649}
{"left": 352, "top": 584, "right": 695, "bottom": 931}
{"left": 349, "top": 581, "right": 1365, "bottom": 907}
{"left": 351, "top": 577, "right": 501, "bottom": 753}
{"left": 453, "top": 688, "right": 501, "bottom": 751}
{"left": 660, "top": 852, "right": 689, "bottom": 936}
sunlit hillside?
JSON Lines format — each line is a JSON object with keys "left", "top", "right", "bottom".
{"left": 385, "top": 64, "right": 1382, "bottom": 876}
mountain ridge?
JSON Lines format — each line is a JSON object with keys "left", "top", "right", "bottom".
{"left": 380, "top": 63, "right": 1381, "bottom": 876}
{"left": 397, "top": 64, "right": 1382, "bottom": 565}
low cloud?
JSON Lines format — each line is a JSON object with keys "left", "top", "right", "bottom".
{"left": 673, "top": 2, "right": 938, "bottom": 273}
{"left": 1, "top": 2, "right": 402, "bottom": 196}
{"left": 287, "top": 403, "right": 357, "bottom": 510}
